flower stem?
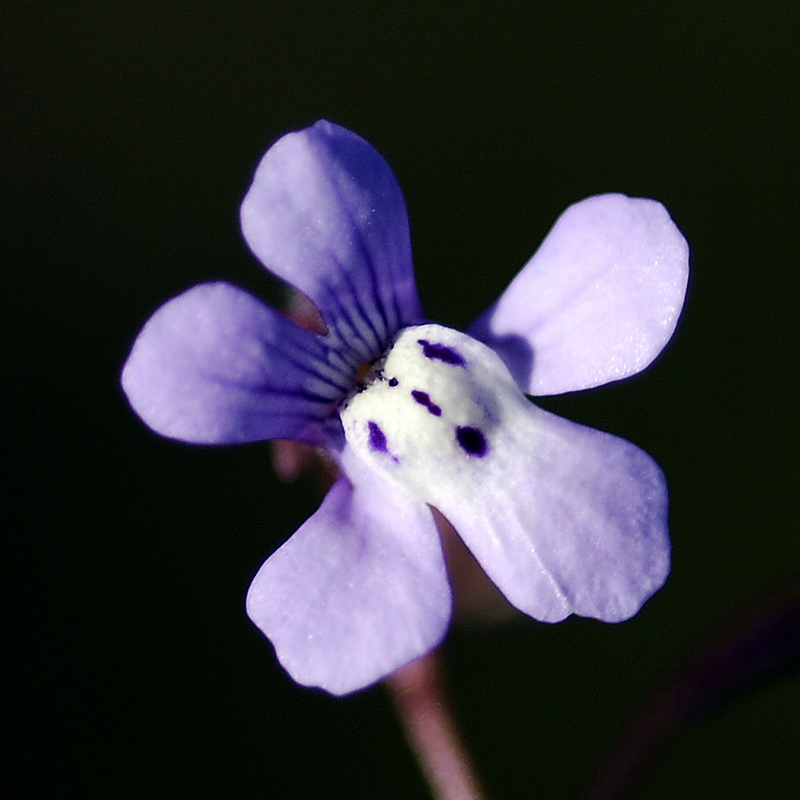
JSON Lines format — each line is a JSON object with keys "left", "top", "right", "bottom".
{"left": 386, "top": 650, "right": 489, "bottom": 800}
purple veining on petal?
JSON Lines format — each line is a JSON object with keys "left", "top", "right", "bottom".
{"left": 411, "top": 390, "right": 442, "bottom": 417}
{"left": 455, "top": 425, "right": 488, "bottom": 457}
{"left": 368, "top": 421, "right": 388, "bottom": 453}
{"left": 417, "top": 339, "right": 466, "bottom": 367}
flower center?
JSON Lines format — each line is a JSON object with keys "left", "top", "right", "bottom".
{"left": 354, "top": 361, "right": 374, "bottom": 385}
{"left": 340, "top": 323, "right": 527, "bottom": 500}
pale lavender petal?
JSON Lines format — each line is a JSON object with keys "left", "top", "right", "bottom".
{"left": 435, "top": 407, "right": 669, "bottom": 623}
{"left": 246, "top": 469, "right": 451, "bottom": 695}
{"left": 122, "top": 282, "right": 348, "bottom": 444}
{"left": 240, "top": 121, "right": 423, "bottom": 366}
{"left": 470, "top": 194, "right": 689, "bottom": 395}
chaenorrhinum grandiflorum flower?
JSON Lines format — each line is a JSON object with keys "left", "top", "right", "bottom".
{"left": 122, "top": 120, "right": 689, "bottom": 695}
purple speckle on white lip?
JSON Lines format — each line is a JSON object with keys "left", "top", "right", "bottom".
{"left": 367, "top": 421, "right": 388, "bottom": 453}
{"left": 388, "top": 377, "right": 399, "bottom": 387}
{"left": 455, "top": 425, "right": 488, "bottom": 457}
{"left": 411, "top": 390, "right": 442, "bottom": 417}
{"left": 417, "top": 339, "right": 466, "bottom": 367}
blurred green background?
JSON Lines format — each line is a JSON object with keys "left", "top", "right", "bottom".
{"left": 7, "top": 1, "right": 799, "bottom": 798}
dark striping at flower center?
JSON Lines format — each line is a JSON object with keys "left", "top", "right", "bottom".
{"left": 455, "top": 425, "right": 488, "bottom": 457}
{"left": 367, "top": 420, "right": 388, "bottom": 453}
{"left": 417, "top": 339, "right": 466, "bottom": 367}
{"left": 411, "top": 390, "right": 442, "bottom": 417}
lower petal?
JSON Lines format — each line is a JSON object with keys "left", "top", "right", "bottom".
{"left": 246, "top": 471, "right": 451, "bottom": 695}
{"left": 339, "top": 324, "right": 669, "bottom": 624}
{"left": 435, "top": 408, "right": 670, "bottom": 623}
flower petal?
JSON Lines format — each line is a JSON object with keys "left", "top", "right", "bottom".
{"left": 246, "top": 469, "right": 451, "bottom": 695}
{"left": 470, "top": 194, "right": 689, "bottom": 395}
{"left": 122, "top": 282, "right": 347, "bottom": 444}
{"left": 240, "top": 120, "right": 424, "bottom": 366}
{"left": 436, "top": 410, "right": 670, "bottom": 623}
{"left": 340, "top": 324, "right": 669, "bottom": 624}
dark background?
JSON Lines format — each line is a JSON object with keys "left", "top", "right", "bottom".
{"left": 7, "top": 2, "right": 799, "bottom": 798}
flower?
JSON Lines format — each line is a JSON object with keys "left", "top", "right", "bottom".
{"left": 122, "top": 120, "right": 689, "bottom": 695}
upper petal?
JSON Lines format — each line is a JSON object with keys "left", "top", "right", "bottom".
{"left": 246, "top": 466, "right": 451, "bottom": 695}
{"left": 240, "top": 121, "right": 424, "bottom": 366}
{"left": 122, "top": 282, "right": 348, "bottom": 444}
{"left": 470, "top": 194, "right": 689, "bottom": 395}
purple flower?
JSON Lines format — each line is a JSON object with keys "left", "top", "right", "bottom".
{"left": 122, "top": 121, "right": 689, "bottom": 695}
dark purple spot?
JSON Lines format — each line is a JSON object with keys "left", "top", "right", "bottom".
{"left": 456, "top": 426, "right": 488, "bottom": 457}
{"left": 388, "top": 377, "right": 399, "bottom": 387}
{"left": 411, "top": 390, "right": 442, "bottom": 417}
{"left": 417, "top": 339, "right": 466, "bottom": 367}
{"left": 367, "top": 421, "right": 388, "bottom": 453}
